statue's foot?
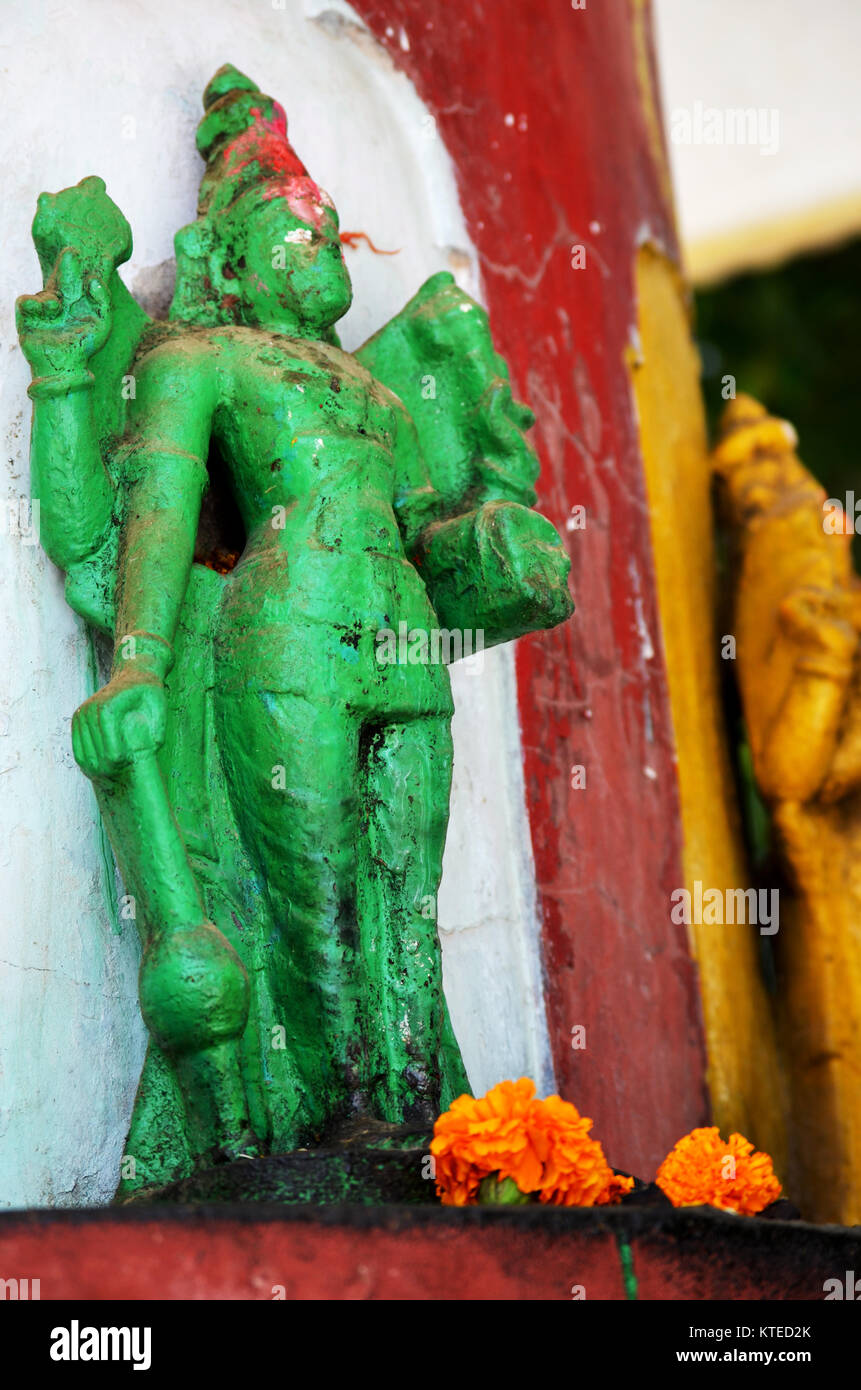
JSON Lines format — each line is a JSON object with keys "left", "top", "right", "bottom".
{"left": 174, "top": 1038, "right": 259, "bottom": 1165}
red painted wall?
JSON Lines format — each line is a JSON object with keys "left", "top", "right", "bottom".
{"left": 351, "top": 0, "right": 709, "bottom": 1175}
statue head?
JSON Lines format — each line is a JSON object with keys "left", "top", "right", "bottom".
{"left": 171, "top": 64, "right": 352, "bottom": 335}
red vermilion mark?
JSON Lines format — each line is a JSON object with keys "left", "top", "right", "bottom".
{"left": 339, "top": 230, "right": 400, "bottom": 255}
{"left": 222, "top": 109, "right": 307, "bottom": 182}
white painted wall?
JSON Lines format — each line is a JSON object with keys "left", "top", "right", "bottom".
{"left": 654, "top": 0, "right": 861, "bottom": 281}
{"left": 0, "top": 0, "right": 553, "bottom": 1209}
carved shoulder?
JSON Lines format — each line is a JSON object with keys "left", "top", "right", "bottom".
{"left": 126, "top": 332, "right": 220, "bottom": 464}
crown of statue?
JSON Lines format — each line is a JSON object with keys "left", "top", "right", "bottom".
{"left": 195, "top": 64, "right": 310, "bottom": 217}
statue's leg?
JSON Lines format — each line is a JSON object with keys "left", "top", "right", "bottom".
{"left": 357, "top": 713, "right": 468, "bottom": 1122}
{"left": 95, "top": 755, "right": 254, "bottom": 1173}
{"left": 215, "top": 686, "right": 362, "bottom": 1138}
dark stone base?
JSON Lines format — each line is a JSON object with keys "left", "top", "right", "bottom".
{"left": 138, "top": 1120, "right": 435, "bottom": 1205}
{"left": 155, "top": 1147, "right": 434, "bottom": 1206}
{"left": 136, "top": 1144, "right": 806, "bottom": 1214}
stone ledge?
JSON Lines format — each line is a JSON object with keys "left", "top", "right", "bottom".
{"left": 1, "top": 1203, "right": 859, "bottom": 1300}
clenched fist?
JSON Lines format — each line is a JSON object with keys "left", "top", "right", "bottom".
{"left": 72, "top": 668, "right": 167, "bottom": 780}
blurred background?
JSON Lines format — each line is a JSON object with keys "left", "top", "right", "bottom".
{"left": 655, "top": 0, "right": 861, "bottom": 534}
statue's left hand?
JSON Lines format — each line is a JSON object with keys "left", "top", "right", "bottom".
{"left": 71, "top": 669, "right": 167, "bottom": 780}
{"left": 418, "top": 499, "right": 574, "bottom": 647}
{"left": 16, "top": 246, "right": 111, "bottom": 380}
{"left": 481, "top": 502, "right": 573, "bottom": 614}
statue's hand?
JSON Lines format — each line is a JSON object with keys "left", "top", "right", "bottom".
{"left": 486, "top": 500, "right": 570, "bottom": 584}
{"left": 477, "top": 501, "right": 574, "bottom": 629}
{"left": 16, "top": 247, "right": 111, "bottom": 380}
{"left": 419, "top": 500, "right": 573, "bottom": 647}
{"left": 71, "top": 669, "right": 167, "bottom": 780}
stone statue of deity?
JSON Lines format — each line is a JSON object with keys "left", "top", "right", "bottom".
{"left": 16, "top": 65, "right": 573, "bottom": 1198}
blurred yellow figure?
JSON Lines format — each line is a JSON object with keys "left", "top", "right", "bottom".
{"left": 714, "top": 394, "right": 861, "bottom": 1224}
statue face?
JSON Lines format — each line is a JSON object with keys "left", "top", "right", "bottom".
{"left": 222, "top": 185, "right": 353, "bottom": 333}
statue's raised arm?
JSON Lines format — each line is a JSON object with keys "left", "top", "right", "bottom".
{"left": 16, "top": 176, "right": 150, "bottom": 630}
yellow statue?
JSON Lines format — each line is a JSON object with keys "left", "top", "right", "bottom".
{"left": 713, "top": 394, "right": 861, "bottom": 1225}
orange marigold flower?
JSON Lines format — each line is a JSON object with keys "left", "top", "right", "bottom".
{"left": 430, "top": 1078, "right": 634, "bottom": 1207}
{"left": 656, "top": 1127, "right": 781, "bottom": 1216}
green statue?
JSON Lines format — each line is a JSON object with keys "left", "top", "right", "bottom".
{"left": 17, "top": 65, "right": 573, "bottom": 1198}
